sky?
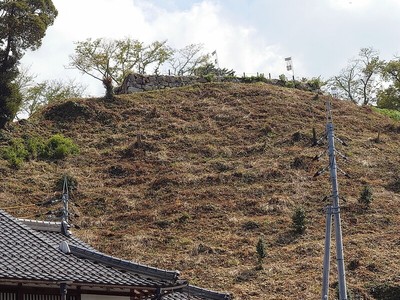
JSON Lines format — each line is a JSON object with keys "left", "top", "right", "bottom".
{"left": 21, "top": 0, "right": 400, "bottom": 97}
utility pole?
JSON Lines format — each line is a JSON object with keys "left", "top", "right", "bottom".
{"left": 62, "top": 176, "right": 69, "bottom": 223}
{"left": 319, "top": 101, "right": 348, "bottom": 300}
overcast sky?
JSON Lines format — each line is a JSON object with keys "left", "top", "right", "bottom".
{"left": 21, "top": 0, "right": 400, "bottom": 96}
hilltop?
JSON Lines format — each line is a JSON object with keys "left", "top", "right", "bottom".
{"left": 0, "top": 82, "right": 399, "bottom": 299}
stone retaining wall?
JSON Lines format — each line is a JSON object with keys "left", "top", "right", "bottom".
{"left": 115, "top": 73, "right": 320, "bottom": 94}
{"left": 116, "top": 74, "right": 209, "bottom": 94}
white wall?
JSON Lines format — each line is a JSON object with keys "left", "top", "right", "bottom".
{"left": 81, "top": 295, "right": 130, "bottom": 300}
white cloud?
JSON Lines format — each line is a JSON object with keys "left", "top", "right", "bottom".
{"left": 328, "top": 0, "right": 374, "bottom": 10}
{"left": 20, "top": 0, "right": 400, "bottom": 97}
{"left": 21, "top": 0, "right": 286, "bottom": 96}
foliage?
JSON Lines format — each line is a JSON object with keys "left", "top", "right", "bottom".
{"left": 241, "top": 74, "right": 267, "bottom": 83}
{"left": 330, "top": 47, "right": 383, "bottom": 105}
{"left": 1, "top": 138, "right": 29, "bottom": 169}
{"left": 68, "top": 38, "right": 173, "bottom": 95}
{"left": 305, "top": 76, "right": 326, "bottom": 91}
{"left": 359, "top": 185, "right": 373, "bottom": 207}
{"left": 381, "top": 57, "right": 400, "bottom": 88}
{"left": 278, "top": 74, "right": 288, "bottom": 82}
{"left": 292, "top": 207, "right": 307, "bottom": 234}
{"left": 373, "top": 107, "right": 400, "bottom": 121}
{"left": 378, "top": 57, "right": 400, "bottom": 111}
{"left": 18, "top": 77, "right": 86, "bottom": 117}
{"left": 55, "top": 174, "right": 78, "bottom": 192}
{"left": 377, "top": 87, "right": 400, "bottom": 111}
{"left": 44, "top": 134, "right": 79, "bottom": 159}
{"left": 168, "top": 43, "right": 210, "bottom": 76}
{"left": 0, "top": 0, "right": 57, "bottom": 128}
{"left": 1, "top": 134, "right": 78, "bottom": 168}
{"left": 194, "top": 62, "right": 235, "bottom": 77}
{"left": 25, "top": 136, "right": 45, "bottom": 160}
{"left": 1, "top": 135, "right": 49, "bottom": 168}
{"left": 0, "top": 76, "right": 22, "bottom": 128}
{"left": 256, "top": 237, "right": 267, "bottom": 268}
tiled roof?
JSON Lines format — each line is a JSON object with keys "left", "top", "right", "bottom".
{"left": 19, "top": 219, "right": 95, "bottom": 250}
{"left": 2, "top": 211, "right": 232, "bottom": 300}
{"left": 163, "top": 286, "right": 231, "bottom": 300}
{"left": 0, "top": 210, "right": 172, "bottom": 287}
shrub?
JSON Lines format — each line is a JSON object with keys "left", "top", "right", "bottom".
{"left": 256, "top": 237, "right": 267, "bottom": 269}
{"left": 43, "top": 134, "right": 79, "bottom": 159}
{"left": 306, "top": 76, "right": 326, "bottom": 91}
{"left": 25, "top": 136, "right": 45, "bottom": 159}
{"left": 359, "top": 185, "right": 373, "bottom": 207}
{"left": 372, "top": 107, "right": 400, "bottom": 121}
{"left": 1, "top": 134, "right": 78, "bottom": 168}
{"left": 55, "top": 174, "right": 78, "bottom": 192}
{"left": 292, "top": 207, "right": 307, "bottom": 234}
{"left": 2, "top": 138, "right": 29, "bottom": 169}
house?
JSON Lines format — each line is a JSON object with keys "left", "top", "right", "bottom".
{"left": 0, "top": 209, "right": 231, "bottom": 300}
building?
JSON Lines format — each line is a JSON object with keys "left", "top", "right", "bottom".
{"left": 0, "top": 210, "right": 231, "bottom": 300}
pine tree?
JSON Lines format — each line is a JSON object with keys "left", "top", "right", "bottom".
{"left": 292, "top": 207, "right": 307, "bottom": 234}
{"left": 256, "top": 237, "right": 266, "bottom": 269}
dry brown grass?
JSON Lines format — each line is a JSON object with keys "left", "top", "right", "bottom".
{"left": 0, "top": 82, "right": 399, "bottom": 299}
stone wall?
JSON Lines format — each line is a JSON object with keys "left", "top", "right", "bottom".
{"left": 115, "top": 73, "right": 321, "bottom": 94}
{"left": 116, "top": 74, "right": 209, "bottom": 94}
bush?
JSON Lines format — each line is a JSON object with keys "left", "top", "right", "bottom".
{"left": 43, "top": 134, "right": 79, "bottom": 159}
{"left": 25, "top": 136, "right": 45, "bottom": 159}
{"left": 359, "top": 185, "right": 373, "bottom": 207}
{"left": 256, "top": 237, "right": 267, "bottom": 269}
{"left": 55, "top": 174, "right": 78, "bottom": 192}
{"left": 372, "top": 107, "right": 400, "bottom": 121}
{"left": 2, "top": 138, "right": 29, "bottom": 169}
{"left": 292, "top": 207, "right": 307, "bottom": 234}
{"left": 1, "top": 134, "right": 78, "bottom": 168}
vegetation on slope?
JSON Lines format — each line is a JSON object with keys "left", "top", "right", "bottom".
{"left": 0, "top": 82, "right": 399, "bottom": 299}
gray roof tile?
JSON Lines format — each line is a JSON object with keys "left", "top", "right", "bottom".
{"left": 1, "top": 211, "right": 232, "bottom": 299}
{"left": 0, "top": 211, "right": 168, "bottom": 287}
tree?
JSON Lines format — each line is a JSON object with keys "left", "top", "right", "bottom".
{"left": 359, "top": 185, "right": 373, "bottom": 208}
{"left": 381, "top": 56, "right": 400, "bottom": 87}
{"left": 331, "top": 61, "right": 360, "bottom": 104}
{"left": 194, "top": 62, "right": 235, "bottom": 77}
{"left": 256, "top": 237, "right": 266, "bottom": 269}
{"left": 358, "top": 47, "right": 384, "bottom": 105}
{"left": 378, "top": 57, "right": 400, "bottom": 110}
{"left": 292, "top": 207, "right": 307, "bottom": 234}
{"left": 19, "top": 79, "right": 86, "bottom": 117}
{"left": 330, "top": 47, "right": 383, "bottom": 105}
{"left": 68, "top": 38, "right": 173, "bottom": 99}
{"left": 377, "top": 86, "right": 400, "bottom": 111}
{"left": 168, "top": 44, "right": 210, "bottom": 76}
{"left": 0, "top": 0, "right": 57, "bottom": 128}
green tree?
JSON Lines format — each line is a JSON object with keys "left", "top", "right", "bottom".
{"left": 378, "top": 57, "right": 400, "bottom": 110}
{"left": 68, "top": 38, "right": 173, "bottom": 99}
{"left": 292, "top": 207, "right": 307, "bottom": 234}
{"left": 256, "top": 237, "right": 266, "bottom": 269}
{"left": 330, "top": 47, "right": 383, "bottom": 105}
{"left": 0, "top": 0, "right": 57, "bottom": 128}
{"left": 194, "top": 62, "right": 235, "bottom": 77}
{"left": 377, "top": 86, "right": 400, "bottom": 111}
{"left": 20, "top": 79, "right": 86, "bottom": 117}
{"left": 359, "top": 185, "right": 373, "bottom": 208}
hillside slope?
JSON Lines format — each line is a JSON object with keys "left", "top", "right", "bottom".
{"left": 1, "top": 82, "right": 399, "bottom": 299}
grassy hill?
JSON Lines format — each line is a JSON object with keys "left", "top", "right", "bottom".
{"left": 1, "top": 82, "right": 399, "bottom": 299}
